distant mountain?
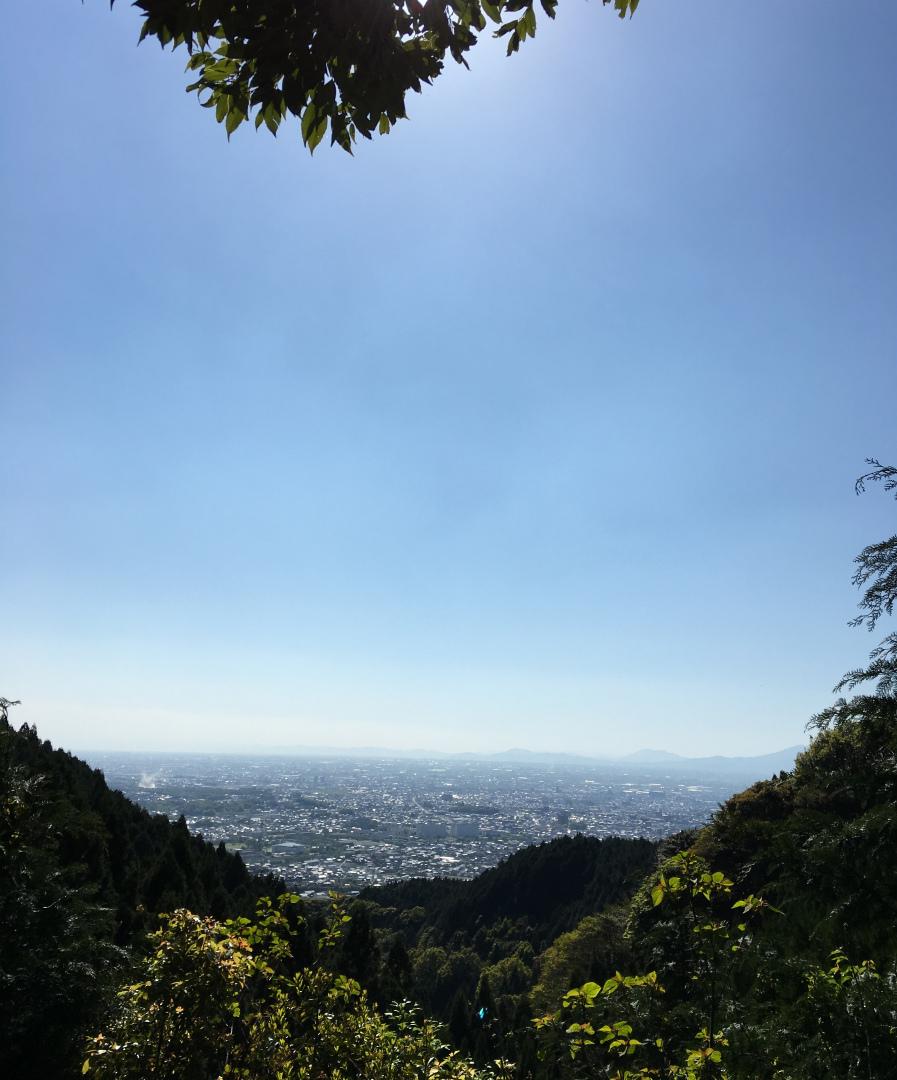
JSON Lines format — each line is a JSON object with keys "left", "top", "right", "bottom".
{"left": 450, "top": 745, "right": 806, "bottom": 776}
{"left": 217, "top": 742, "right": 805, "bottom": 778}
{"left": 622, "top": 748, "right": 683, "bottom": 763}
{"left": 483, "top": 747, "right": 591, "bottom": 764}
{"left": 627, "top": 745, "right": 805, "bottom": 776}
{"left": 260, "top": 744, "right": 453, "bottom": 760}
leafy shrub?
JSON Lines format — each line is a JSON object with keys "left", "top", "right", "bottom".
{"left": 84, "top": 894, "right": 500, "bottom": 1080}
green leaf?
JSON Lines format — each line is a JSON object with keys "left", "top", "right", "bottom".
{"left": 263, "top": 103, "right": 280, "bottom": 135}
{"left": 301, "top": 104, "right": 317, "bottom": 143}
{"left": 306, "top": 117, "right": 328, "bottom": 152}
{"left": 225, "top": 106, "right": 244, "bottom": 136}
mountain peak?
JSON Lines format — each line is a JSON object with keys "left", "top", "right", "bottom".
{"left": 623, "top": 748, "right": 684, "bottom": 762}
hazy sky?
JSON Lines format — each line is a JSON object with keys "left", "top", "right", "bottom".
{"left": 2, "top": 2, "right": 895, "bottom": 757}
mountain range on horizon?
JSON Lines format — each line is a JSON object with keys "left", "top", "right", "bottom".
{"left": 86, "top": 741, "right": 806, "bottom": 776}
{"left": 277, "top": 743, "right": 804, "bottom": 772}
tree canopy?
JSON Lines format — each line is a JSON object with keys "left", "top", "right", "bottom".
{"left": 111, "top": 0, "right": 639, "bottom": 152}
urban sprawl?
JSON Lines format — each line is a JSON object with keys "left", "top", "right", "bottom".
{"left": 91, "top": 753, "right": 751, "bottom": 895}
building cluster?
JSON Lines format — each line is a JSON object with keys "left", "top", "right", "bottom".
{"left": 91, "top": 752, "right": 748, "bottom": 895}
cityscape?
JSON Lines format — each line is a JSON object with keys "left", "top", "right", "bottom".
{"left": 86, "top": 751, "right": 778, "bottom": 894}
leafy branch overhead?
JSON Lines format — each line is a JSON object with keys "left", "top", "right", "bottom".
{"left": 110, "top": 0, "right": 639, "bottom": 152}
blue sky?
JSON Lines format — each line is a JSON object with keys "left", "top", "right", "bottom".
{"left": 2, "top": 1, "right": 895, "bottom": 756}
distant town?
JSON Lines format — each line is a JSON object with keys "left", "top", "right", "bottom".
{"left": 87, "top": 751, "right": 792, "bottom": 895}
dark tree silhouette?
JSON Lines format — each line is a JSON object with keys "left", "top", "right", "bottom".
{"left": 0, "top": 697, "right": 20, "bottom": 723}
{"left": 834, "top": 459, "right": 897, "bottom": 697}
{"left": 109, "top": 0, "right": 638, "bottom": 152}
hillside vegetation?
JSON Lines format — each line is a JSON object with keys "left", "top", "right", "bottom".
{"left": 0, "top": 713, "right": 283, "bottom": 1078}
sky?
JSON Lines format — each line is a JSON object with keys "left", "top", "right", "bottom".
{"left": 2, "top": 1, "right": 895, "bottom": 757}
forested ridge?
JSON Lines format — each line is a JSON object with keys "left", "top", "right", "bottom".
{"left": 0, "top": 713, "right": 283, "bottom": 1078}
{"left": 2, "top": 718, "right": 283, "bottom": 932}
{"left": 361, "top": 833, "right": 657, "bottom": 951}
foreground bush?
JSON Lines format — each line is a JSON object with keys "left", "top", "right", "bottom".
{"left": 84, "top": 895, "right": 500, "bottom": 1080}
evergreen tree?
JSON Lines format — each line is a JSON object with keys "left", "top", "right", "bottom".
{"left": 0, "top": 714, "right": 123, "bottom": 1079}
{"left": 834, "top": 458, "right": 897, "bottom": 695}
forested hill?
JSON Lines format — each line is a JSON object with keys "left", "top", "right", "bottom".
{"left": 2, "top": 718, "right": 283, "bottom": 937}
{"left": 0, "top": 716, "right": 283, "bottom": 1078}
{"left": 346, "top": 833, "right": 659, "bottom": 1051}
{"left": 362, "top": 833, "right": 657, "bottom": 951}
{"left": 693, "top": 693, "right": 897, "bottom": 964}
